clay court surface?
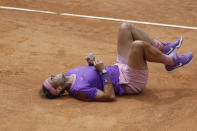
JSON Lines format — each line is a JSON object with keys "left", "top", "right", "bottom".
{"left": 0, "top": 0, "right": 197, "bottom": 130}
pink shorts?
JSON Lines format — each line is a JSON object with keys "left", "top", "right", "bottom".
{"left": 115, "top": 54, "right": 148, "bottom": 94}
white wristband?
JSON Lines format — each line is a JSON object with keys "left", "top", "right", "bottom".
{"left": 100, "top": 69, "right": 107, "bottom": 75}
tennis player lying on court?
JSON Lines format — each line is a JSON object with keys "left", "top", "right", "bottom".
{"left": 41, "top": 23, "right": 193, "bottom": 101}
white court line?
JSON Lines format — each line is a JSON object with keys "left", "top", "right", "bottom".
{"left": 0, "top": 6, "right": 57, "bottom": 14}
{"left": 61, "top": 13, "right": 197, "bottom": 30}
{"left": 0, "top": 6, "right": 197, "bottom": 30}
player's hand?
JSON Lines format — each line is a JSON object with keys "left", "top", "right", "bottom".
{"left": 85, "top": 53, "right": 95, "bottom": 66}
{"left": 94, "top": 59, "right": 105, "bottom": 72}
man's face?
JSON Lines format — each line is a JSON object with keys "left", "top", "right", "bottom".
{"left": 50, "top": 74, "right": 66, "bottom": 93}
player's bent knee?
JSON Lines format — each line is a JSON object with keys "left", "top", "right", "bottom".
{"left": 120, "top": 22, "right": 133, "bottom": 30}
{"left": 132, "top": 40, "right": 146, "bottom": 49}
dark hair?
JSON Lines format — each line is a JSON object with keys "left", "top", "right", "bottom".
{"left": 42, "top": 85, "right": 59, "bottom": 99}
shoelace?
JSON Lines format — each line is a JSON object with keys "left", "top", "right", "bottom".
{"left": 161, "top": 41, "right": 168, "bottom": 46}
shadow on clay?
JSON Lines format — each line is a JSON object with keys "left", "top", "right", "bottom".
{"left": 120, "top": 87, "right": 197, "bottom": 105}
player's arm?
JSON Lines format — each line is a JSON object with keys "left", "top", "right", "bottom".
{"left": 93, "top": 59, "right": 116, "bottom": 101}
{"left": 95, "top": 77, "right": 115, "bottom": 101}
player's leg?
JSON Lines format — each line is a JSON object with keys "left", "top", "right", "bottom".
{"left": 127, "top": 40, "right": 166, "bottom": 70}
{"left": 117, "top": 23, "right": 161, "bottom": 60}
{"left": 128, "top": 40, "right": 193, "bottom": 72}
{"left": 124, "top": 23, "right": 153, "bottom": 43}
{"left": 117, "top": 23, "right": 182, "bottom": 60}
{"left": 122, "top": 40, "right": 163, "bottom": 94}
{"left": 120, "top": 23, "right": 183, "bottom": 52}
{"left": 117, "top": 23, "right": 134, "bottom": 60}
{"left": 117, "top": 22, "right": 157, "bottom": 58}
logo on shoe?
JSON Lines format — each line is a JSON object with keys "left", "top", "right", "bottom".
{"left": 166, "top": 48, "right": 174, "bottom": 55}
{"left": 179, "top": 63, "right": 183, "bottom": 67}
{"left": 174, "top": 63, "right": 183, "bottom": 69}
